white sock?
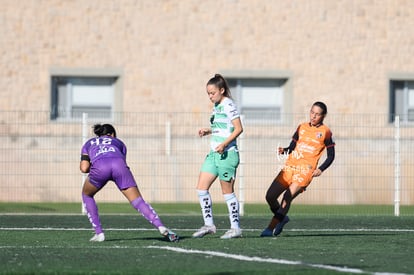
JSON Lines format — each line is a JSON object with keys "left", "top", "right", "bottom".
{"left": 224, "top": 192, "right": 240, "bottom": 229}
{"left": 197, "top": 189, "right": 214, "bottom": 226}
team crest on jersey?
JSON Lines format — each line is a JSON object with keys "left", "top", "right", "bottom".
{"left": 316, "top": 132, "right": 323, "bottom": 139}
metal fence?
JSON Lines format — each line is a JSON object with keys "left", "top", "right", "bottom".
{"left": 1, "top": 111, "right": 413, "bottom": 213}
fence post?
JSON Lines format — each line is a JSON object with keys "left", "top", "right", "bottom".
{"left": 394, "top": 115, "right": 400, "bottom": 217}
{"left": 239, "top": 115, "right": 244, "bottom": 216}
{"left": 81, "top": 113, "right": 88, "bottom": 214}
{"left": 166, "top": 121, "right": 171, "bottom": 156}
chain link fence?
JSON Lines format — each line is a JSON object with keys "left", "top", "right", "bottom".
{"left": 1, "top": 111, "right": 413, "bottom": 213}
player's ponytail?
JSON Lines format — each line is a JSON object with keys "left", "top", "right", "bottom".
{"left": 207, "top": 73, "right": 232, "bottom": 99}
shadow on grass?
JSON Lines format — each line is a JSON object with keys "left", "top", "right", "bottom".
{"left": 282, "top": 232, "right": 401, "bottom": 237}
{"left": 105, "top": 236, "right": 190, "bottom": 242}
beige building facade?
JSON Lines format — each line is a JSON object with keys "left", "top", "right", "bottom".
{"left": 1, "top": 0, "right": 414, "bottom": 114}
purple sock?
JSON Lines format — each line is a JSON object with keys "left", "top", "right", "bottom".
{"left": 131, "top": 197, "right": 164, "bottom": 228}
{"left": 82, "top": 193, "right": 103, "bottom": 234}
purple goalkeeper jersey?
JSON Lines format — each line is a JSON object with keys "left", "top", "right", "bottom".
{"left": 81, "top": 136, "right": 127, "bottom": 163}
{"left": 81, "top": 136, "right": 137, "bottom": 190}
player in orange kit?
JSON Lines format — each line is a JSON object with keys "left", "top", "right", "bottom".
{"left": 260, "top": 101, "right": 335, "bottom": 237}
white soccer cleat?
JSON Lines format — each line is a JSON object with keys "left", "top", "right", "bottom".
{"left": 90, "top": 233, "right": 105, "bottom": 242}
{"left": 220, "top": 228, "right": 242, "bottom": 239}
{"left": 192, "top": 225, "right": 217, "bottom": 238}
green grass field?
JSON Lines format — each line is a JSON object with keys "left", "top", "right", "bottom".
{"left": 1, "top": 203, "right": 413, "bottom": 274}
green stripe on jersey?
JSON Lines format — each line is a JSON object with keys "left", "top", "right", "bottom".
{"left": 209, "top": 98, "right": 239, "bottom": 151}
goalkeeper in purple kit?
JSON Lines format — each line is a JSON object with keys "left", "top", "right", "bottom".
{"left": 80, "top": 123, "right": 179, "bottom": 242}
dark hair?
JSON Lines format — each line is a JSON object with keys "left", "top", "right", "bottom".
{"left": 93, "top": 124, "right": 117, "bottom": 137}
{"left": 312, "top": 101, "right": 328, "bottom": 115}
{"left": 206, "top": 74, "right": 232, "bottom": 98}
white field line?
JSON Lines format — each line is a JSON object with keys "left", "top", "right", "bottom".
{"left": 0, "top": 243, "right": 410, "bottom": 275}
{"left": 0, "top": 232, "right": 411, "bottom": 275}
{"left": 147, "top": 245, "right": 412, "bottom": 275}
{"left": 0, "top": 227, "right": 413, "bottom": 232}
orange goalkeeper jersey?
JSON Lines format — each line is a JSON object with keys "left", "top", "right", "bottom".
{"left": 285, "top": 122, "right": 335, "bottom": 170}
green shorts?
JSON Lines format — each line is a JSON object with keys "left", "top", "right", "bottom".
{"left": 200, "top": 150, "right": 240, "bottom": 181}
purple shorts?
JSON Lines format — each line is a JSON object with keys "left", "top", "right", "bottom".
{"left": 88, "top": 158, "right": 137, "bottom": 190}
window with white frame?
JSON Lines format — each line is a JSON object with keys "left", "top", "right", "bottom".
{"left": 228, "top": 78, "right": 287, "bottom": 123}
{"left": 390, "top": 80, "right": 414, "bottom": 123}
{"left": 50, "top": 76, "right": 118, "bottom": 121}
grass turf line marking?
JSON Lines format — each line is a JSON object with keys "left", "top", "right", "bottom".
{"left": 1, "top": 227, "right": 414, "bottom": 233}
{"left": 0, "top": 244, "right": 411, "bottom": 275}
{"left": 147, "top": 246, "right": 412, "bottom": 275}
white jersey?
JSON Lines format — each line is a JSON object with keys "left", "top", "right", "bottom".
{"left": 209, "top": 97, "right": 240, "bottom": 152}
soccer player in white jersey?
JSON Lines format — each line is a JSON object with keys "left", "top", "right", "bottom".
{"left": 193, "top": 74, "right": 244, "bottom": 239}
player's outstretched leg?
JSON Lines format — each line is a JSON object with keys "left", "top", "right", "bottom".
{"left": 131, "top": 197, "right": 179, "bottom": 242}
{"left": 82, "top": 193, "right": 105, "bottom": 241}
